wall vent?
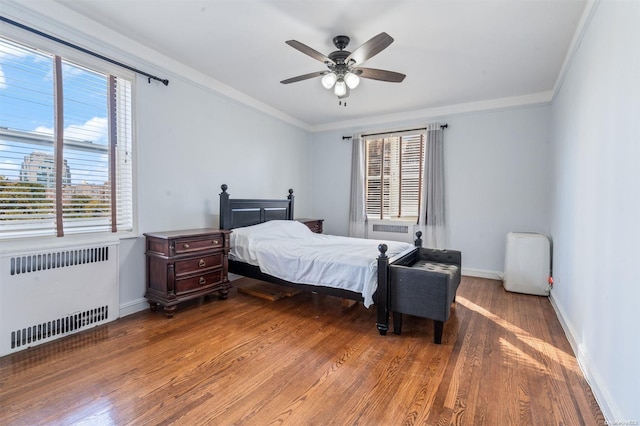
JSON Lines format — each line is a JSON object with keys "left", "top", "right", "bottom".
{"left": 367, "top": 220, "right": 415, "bottom": 244}
{"left": 1, "top": 241, "right": 119, "bottom": 356}
{"left": 11, "top": 305, "right": 109, "bottom": 349}
{"left": 372, "top": 224, "right": 410, "bottom": 234}
{"left": 10, "top": 246, "right": 109, "bottom": 275}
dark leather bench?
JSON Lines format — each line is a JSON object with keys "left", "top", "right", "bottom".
{"left": 389, "top": 247, "right": 462, "bottom": 344}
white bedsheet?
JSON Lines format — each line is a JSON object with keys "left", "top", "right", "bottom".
{"left": 230, "top": 220, "right": 415, "bottom": 308}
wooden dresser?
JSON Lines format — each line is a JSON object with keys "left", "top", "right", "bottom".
{"left": 144, "top": 228, "right": 231, "bottom": 317}
{"left": 296, "top": 218, "right": 324, "bottom": 234}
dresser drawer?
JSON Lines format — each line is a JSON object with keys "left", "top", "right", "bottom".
{"left": 174, "top": 235, "right": 223, "bottom": 254}
{"left": 175, "top": 253, "right": 223, "bottom": 276}
{"left": 176, "top": 269, "right": 224, "bottom": 295}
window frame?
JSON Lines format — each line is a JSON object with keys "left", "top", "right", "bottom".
{"left": 0, "top": 28, "right": 137, "bottom": 241}
{"left": 364, "top": 129, "right": 425, "bottom": 222}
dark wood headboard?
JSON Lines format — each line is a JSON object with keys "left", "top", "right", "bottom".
{"left": 219, "top": 184, "right": 294, "bottom": 230}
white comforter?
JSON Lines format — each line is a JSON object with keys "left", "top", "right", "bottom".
{"left": 230, "top": 220, "right": 415, "bottom": 308}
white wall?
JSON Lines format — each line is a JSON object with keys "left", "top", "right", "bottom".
{"left": 3, "top": 2, "right": 314, "bottom": 315}
{"left": 312, "top": 105, "right": 551, "bottom": 277}
{"left": 549, "top": 0, "right": 640, "bottom": 422}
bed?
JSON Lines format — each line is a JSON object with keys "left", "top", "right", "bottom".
{"left": 219, "top": 184, "right": 419, "bottom": 335}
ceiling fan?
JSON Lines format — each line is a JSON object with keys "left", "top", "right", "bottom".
{"left": 280, "top": 32, "right": 406, "bottom": 105}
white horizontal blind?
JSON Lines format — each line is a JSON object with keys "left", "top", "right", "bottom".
{"left": 365, "top": 138, "right": 383, "bottom": 217}
{"left": 0, "top": 39, "right": 57, "bottom": 237}
{"left": 60, "top": 59, "right": 111, "bottom": 234}
{"left": 365, "top": 131, "right": 425, "bottom": 220}
{"left": 114, "top": 78, "right": 133, "bottom": 232}
{"left": 0, "top": 37, "right": 134, "bottom": 238}
{"left": 399, "top": 134, "right": 423, "bottom": 217}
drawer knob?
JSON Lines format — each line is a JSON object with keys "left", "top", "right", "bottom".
{"left": 199, "top": 259, "right": 206, "bottom": 267}
{"left": 199, "top": 277, "right": 206, "bottom": 285}
{"left": 183, "top": 243, "right": 190, "bottom": 249}
{"left": 213, "top": 240, "right": 219, "bottom": 245}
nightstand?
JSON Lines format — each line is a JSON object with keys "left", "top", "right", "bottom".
{"left": 144, "top": 228, "right": 231, "bottom": 317}
{"left": 296, "top": 218, "right": 324, "bottom": 234}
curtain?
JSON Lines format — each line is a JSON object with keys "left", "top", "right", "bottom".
{"left": 348, "top": 134, "right": 367, "bottom": 238}
{"left": 418, "top": 123, "right": 446, "bottom": 247}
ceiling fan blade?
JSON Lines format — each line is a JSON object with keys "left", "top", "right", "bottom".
{"left": 346, "top": 32, "right": 394, "bottom": 65}
{"left": 285, "top": 40, "right": 335, "bottom": 64}
{"left": 280, "top": 71, "right": 328, "bottom": 84}
{"left": 354, "top": 67, "right": 406, "bottom": 83}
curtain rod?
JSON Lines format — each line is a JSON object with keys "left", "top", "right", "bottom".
{"left": 342, "top": 124, "right": 448, "bottom": 140}
{"left": 1, "top": 16, "right": 169, "bottom": 86}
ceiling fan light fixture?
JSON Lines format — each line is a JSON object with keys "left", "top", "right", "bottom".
{"left": 321, "top": 72, "right": 337, "bottom": 89}
{"left": 338, "top": 86, "right": 350, "bottom": 99}
{"left": 282, "top": 32, "right": 405, "bottom": 106}
{"left": 334, "top": 79, "right": 347, "bottom": 97}
{"left": 344, "top": 72, "right": 360, "bottom": 89}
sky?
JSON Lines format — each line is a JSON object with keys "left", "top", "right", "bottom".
{"left": 0, "top": 37, "right": 109, "bottom": 185}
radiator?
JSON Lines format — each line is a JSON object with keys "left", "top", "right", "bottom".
{"left": 0, "top": 239, "right": 120, "bottom": 356}
{"left": 367, "top": 220, "right": 416, "bottom": 244}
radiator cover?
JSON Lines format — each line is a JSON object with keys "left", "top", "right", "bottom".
{"left": 367, "top": 219, "right": 415, "bottom": 244}
{"left": 0, "top": 239, "right": 120, "bottom": 356}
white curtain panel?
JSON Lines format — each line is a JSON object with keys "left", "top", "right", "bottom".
{"left": 418, "top": 123, "right": 447, "bottom": 248}
{"left": 348, "top": 134, "right": 367, "bottom": 238}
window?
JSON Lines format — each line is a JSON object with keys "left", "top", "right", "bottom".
{"left": 0, "top": 37, "right": 134, "bottom": 239}
{"left": 365, "top": 130, "right": 425, "bottom": 220}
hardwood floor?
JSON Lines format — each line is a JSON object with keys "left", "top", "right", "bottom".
{"left": 0, "top": 276, "right": 604, "bottom": 425}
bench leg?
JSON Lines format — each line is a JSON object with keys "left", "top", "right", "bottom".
{"left": 434, "top": 320, "right": 444, "bottom": 344}
{"left": 393, "top": 312, "right": 403, "bottom": 335}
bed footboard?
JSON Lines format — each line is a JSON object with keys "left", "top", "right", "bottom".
{"left": 376, "top": 243, "right": 420, "bottom": 335}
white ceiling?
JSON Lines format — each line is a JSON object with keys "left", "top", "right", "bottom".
{"left": 53, "top": 0, "right": 587, "bottom": 129}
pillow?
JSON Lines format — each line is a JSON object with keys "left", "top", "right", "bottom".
{"left": 231, "top": 220, "right": 312, "bottom": 260}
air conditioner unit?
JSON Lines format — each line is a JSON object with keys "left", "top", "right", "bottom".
{"left": 503, "top": 232, "right": 551, "bottom": 296}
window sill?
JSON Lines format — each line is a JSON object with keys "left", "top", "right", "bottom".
{"left": 367, "top": 218, "right": 418, "bottom": 223}
{"left": 0, "top": 231, "right": 139, "bottom": 256}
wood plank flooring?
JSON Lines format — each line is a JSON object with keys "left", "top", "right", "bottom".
{"left": 0, "top": 276, "right": 604, "bottom": 425}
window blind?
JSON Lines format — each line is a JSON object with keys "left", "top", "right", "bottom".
{"left": 0, "top": 37, "right": 134, "bottom": 239}
{"left": 364, "top": 131, "right": 425, "bottom": 220}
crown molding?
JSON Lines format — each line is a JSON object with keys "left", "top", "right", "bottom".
{"left": 551, "top": 0, "right": 600, "bottom": 102}
{"left": 310, "top": 91, "right": 553, "bottom": 132}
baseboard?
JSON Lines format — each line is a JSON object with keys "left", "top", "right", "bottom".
{"left": 462, "top": 268, "right": 502, "bottom": 281}
{"left": 548, "top": 294, "right": 616, "bottom": 423}
{"left": 119, "top": 298, "right": 149, "bottom": 317}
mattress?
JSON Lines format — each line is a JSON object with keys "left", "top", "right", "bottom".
{"left": 230, "top": 220, "right": 416, "bottom": 307}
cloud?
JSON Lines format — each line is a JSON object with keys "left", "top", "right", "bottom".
{"left": 65, "top": 117, "right": 108, "bottom": 144}
{"left": 33, "top": 117, "right": 108, "bottom": 144}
